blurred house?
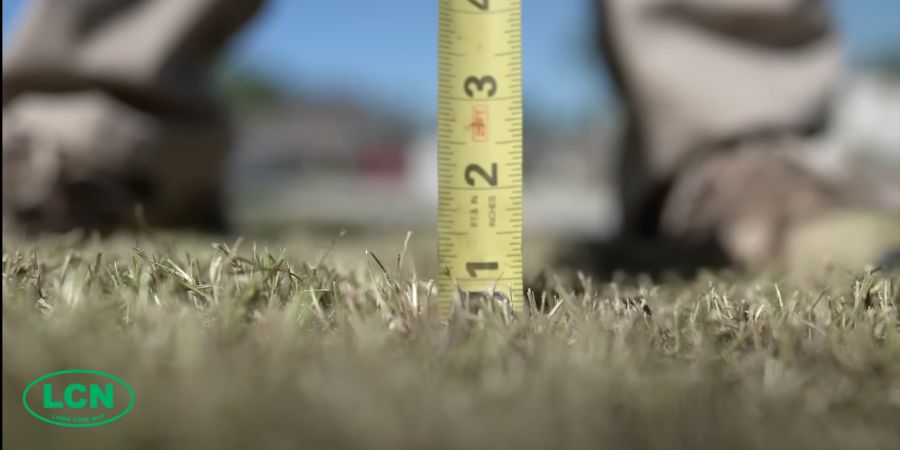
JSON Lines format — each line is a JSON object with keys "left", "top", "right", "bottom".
{"left": 225, "top": 66, "right": 900, "bottom": 235}
{"left": 226, "top": 98, "right": 419, "bottom": 230}
{"left": 231, "top": 100, "right": 409, "bottom": 183}
{"left": 802, "top": 72, "right": 900, "bottom": 210}
{"left": 832, "top": 72, "right": 900, "bottom": 209}
{"left": 226, "top": 95, "right": 621, "bottom": 237}
{"left": 832, "top": 73, "right": 900, "bottom": 170}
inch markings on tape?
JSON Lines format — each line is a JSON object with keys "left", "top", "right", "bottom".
{"left": 438, "top": 0, "right": 523, "bottom": 313}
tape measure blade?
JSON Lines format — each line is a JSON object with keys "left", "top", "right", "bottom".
{"left": 438, "top": 0, "right": 523, "bottom": 314}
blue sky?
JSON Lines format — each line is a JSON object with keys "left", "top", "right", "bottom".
{"left": 3, "top": 0, "right": 899, "bottom": 127}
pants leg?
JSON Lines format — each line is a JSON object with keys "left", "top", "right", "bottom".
{"left": 2, "top": 0, "right": 264, "bottom": 231}
{"left": 599, "top": 0, "right": 844, "bottom": 262}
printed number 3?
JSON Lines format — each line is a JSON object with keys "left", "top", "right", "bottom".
{"left": 464, "top": 76, "right": 498, "bottom": 98}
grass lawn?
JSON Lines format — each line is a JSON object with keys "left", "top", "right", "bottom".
{"left": 3, "top": 232, "right": 899, "bottom": 450}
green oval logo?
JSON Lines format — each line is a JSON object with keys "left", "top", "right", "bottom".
{"left": 22, "top": 370, "right": 134, "bottom": 428}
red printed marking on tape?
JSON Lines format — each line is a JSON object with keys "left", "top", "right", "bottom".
{"left": 472, "top": 105, "right": 489, "bottom": 142}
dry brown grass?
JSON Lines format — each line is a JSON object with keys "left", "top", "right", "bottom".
{"left": 3, "top": 233, "right": 900, "bottom": 450}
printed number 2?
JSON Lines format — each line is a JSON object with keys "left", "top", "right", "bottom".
{"left": 467, "top": 0, "right": 489, "bottom": 11}
{"left": 465, "top": 163, "right": 498, "bottom": 187}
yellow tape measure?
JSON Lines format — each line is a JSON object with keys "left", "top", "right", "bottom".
{"left": 438, "top": 0, "right": 523, "bottom": 312}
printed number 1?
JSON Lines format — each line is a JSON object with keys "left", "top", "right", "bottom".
{"left": 467, "top": 0, "right": 489, "bottom": 11}
{"left": 466, "top": 262, "right": 498, "bottom": 277}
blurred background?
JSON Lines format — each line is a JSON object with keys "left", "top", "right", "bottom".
{"left": 2, "top": 0, "right": 899, "bottom": 266}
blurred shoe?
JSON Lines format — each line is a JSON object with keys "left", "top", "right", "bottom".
{"left": 784, "top": 210, "right": 900, "bottom": 273}
{"left": 2, "top": 91, "right": 228, "bottom": 234}
{"left": 657, "top": 136, "right": 900, "bottom": 269}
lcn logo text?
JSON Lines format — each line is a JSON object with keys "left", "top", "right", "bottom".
{"left": 22, "top": 370, "right": 134, "bottom": 428}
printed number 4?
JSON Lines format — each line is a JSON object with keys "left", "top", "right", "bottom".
{"left": 467, "top": 0, "right": 489, "bottom": 11}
